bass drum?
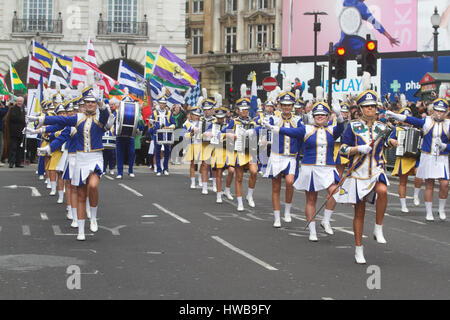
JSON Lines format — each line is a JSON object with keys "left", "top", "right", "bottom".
{"left": 116, "top": 101, "right": 139, "bottom": 137}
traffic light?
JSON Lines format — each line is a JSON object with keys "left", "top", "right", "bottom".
{"left": 331, "top": 46, "right": 348, "bottom": 80}
{"left": 308, "top": 65, "right": 322, "bottom": 97}
{"left": 226, "top": 86, "right": 235, "bottom": 103}
{"left": 308, "top": 79, "right": 317, "bottom": 96}
{"left": 356, "top": 37, "right": 378, "bottom": 76}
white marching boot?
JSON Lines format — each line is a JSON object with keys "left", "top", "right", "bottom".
{"left": 216, "top": 193, "right": 223, "bottom": 204}
{"left": 320, "top": 221, "right": 334, "bottom": 235}
{"left": 273, "top": 211, "right": 281, "bottom": 228}
{"left": 373, "top": 224, "right": 387, "bottom": 244}
{"left": 355, "top": 246, "right": 366, "bottom": 264}
{"left": 224, "top": 189, "right": 234, "bottom": 200}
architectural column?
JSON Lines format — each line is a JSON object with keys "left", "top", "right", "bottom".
{"left": 213, "top": 0, "right": 221, "bottom": 52}
{"left": 236, "top": 0, "right": 245, "bottom": 51}
{"left": 275, "top": 0, "right": 283, "bottom": 49}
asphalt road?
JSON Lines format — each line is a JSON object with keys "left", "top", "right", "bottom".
{"left": 0, "top": 164, "right": 449, "bottom": 300}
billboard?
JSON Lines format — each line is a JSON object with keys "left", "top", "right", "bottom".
{"left": 417, "top": 0, "right": 450, "bottom": 52}
{"left": 381, "top": 56, "right": 450, "bottom": 102}
{"left": 271, "top": 61, "right": 381, "bottom": 102}
{"left": 283, "top": 0, "right": 419, "bottom": 57}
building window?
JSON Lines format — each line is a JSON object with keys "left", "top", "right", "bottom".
{"left": 108, "top": 0, "right": 137, "bottom": 33}
{"left": 271, "top": 23, "right": 275, "bottom": 49}
{"left": 192, "top": 28, "right": 203, "bottom": 55}
{"left": 225, "top": 27, "right": 236, "bottom": 54}
{"left": 22, "top": 0, "right": 53, "bottom": 31}
{"left": 192, "top": 0, "right": 204, "bottom": 13}
{"left": 225, "top": 0, "right": 237, "bottom": 13}
{"left": 249, "top": 0, "right": 268, "bottom": 10}
{"left": 249, "top": 24, "right": 268, "bottom": 50}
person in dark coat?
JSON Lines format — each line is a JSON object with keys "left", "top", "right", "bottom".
{"left": 0, "top": 100, "right": 9, "bottom": 166}
{"left": 7, "top": 96, "right": 26, "bottom": 168}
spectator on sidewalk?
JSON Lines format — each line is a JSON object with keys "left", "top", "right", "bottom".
{"left": 7, "top": 96, "right": 26, "bottom": 168}
{"left": 0, "top": 100, "right": 10, "bottom": 166}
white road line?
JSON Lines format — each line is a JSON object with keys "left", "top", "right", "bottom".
{"left": 118, "top": 183, "right": 143, "bottom": 197}
{"left": 334, "top": 227, "right": 367, "bottom": 238}
{"left": 52, "top": 225, "right": 93, "bottom": 236}
{"left": 391, "top": 227, "right": 450, "bottom": 247}
{"left": 385, "top": 213, "right": 427, "bottom": 225}
{"left": 322, "top": 297, "right": 335, "bottom": 300}
{"left": 203, "top": 212, "right": 222, "bottom": 221}
{"left": 104, "top": 175, "right": 114, "bottom": 181}
{"left": 388, "top": 192, "right": 413, "bottom": 200}
{"left": 22, "top": 225, "right": 31, "bottom": 236}
{"left": 40, "top": 213, "right": 48, "bottom": 221}
{"left": 153, "top": 203, "right": 190, "bottom": 224}
{"left": 211, "top": 236, "right": 278, "bottom": 271}
{"left": 142, "top": 215, "right": 158, "bottom": 218}
{"left": 0, "top": 226, "right": 2, "bottom": 233}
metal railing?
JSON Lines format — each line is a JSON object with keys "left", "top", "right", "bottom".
{"left": 98, "top": 20, "right": 148, "bottom": 36}
{"left": 12, "top": 18, "right": 62, "bottom": 34}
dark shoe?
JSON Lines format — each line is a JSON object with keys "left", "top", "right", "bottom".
{"left": 16, "top": 165, "right": 24, "bottom": 168}
{"left": 9, "top": 163, "right": 14, "bottom": 168}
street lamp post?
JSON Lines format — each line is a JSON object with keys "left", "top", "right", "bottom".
{"left": 431, "top": 7, "right": 441, "bottom": 73}
{"left": 304, "top": 11, "right": 328, "bottom": 78}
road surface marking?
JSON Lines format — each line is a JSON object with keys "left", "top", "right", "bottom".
{"left": 334, "top": 227, "right": 367, "bottom": 238}
{"left": 22, "top": 225, "right": 31, "bottom": 236}
{"left": 203, "top": 212, "right": 222, "bottom": 221}
{"left": 390, "top": 227, "right": 450, "bottom": 247}
{"left": 40, "top": 213, "right": 48, "bottom": 221}
{"left": 104, "top": 175, "right": 114, "bottom": 181}
{"left": 388, "top": 192, "right": 413, "bottom": 200}
{"left": 212, "top": 236, "right": 278, "bottom": 271}
{"left": 52, "top": 225, "right": 93, "bottom": 236}
{"left": 385, "top": 213, "right": 427, "bottom": 225}
{"left": 3, "top": 185, "right": 41, "bottom": 197}
{"left": 322, "top": 297, "right": 335, "bottom": 300}
{"left": 118, "top": 183, "right": 143, "bottom": 197}
{"left": 153, "top": 203, "right": 190, "bottom": 224}
{"left": 98, "top": 225, "right": 126, "bottom": 236}
{"left": 142, "top": 215, "right": 158, "bottom": 218}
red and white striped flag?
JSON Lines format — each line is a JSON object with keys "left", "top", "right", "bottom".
{"left": 85, "top": 36, "right": 97, "bottom": 66}
{"left": 0, "top": 72, "right": 9, "bottom": 100}
{"left": 27, "top": 55, "right": 49, "bottom": 86}
{"left": 71, "top": 56, "right": 117, "bottom": 94}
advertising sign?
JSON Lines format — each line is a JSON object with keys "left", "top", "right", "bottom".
{"left": 283, "top": 0, "right": 418, "bottom": 57}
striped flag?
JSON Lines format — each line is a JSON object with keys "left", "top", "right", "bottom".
{"left": 27, "top": 55, "right": 50, "bottom": 86}
{"left": 10, "top": 62, "right": 27, "bottom": 92}
{"left": 152, "top": 45, "right": 199, "bottom": 89}
{"left": 71, "top": 56, "right": 117, "bottom": 94}
{"left": 85, "top": 36, "right": 97, "bottom": 66}
{"left": 249, "top": 72, "right": 258, "bottom": 118}
{"left": 118, "top": 60, "right": 145, "bottom": 97}
{"left": 33, "top": 40, "right": 73, "bottom": 72}
{"left": 0, "top": 73, "right": 10, "bottom": 99}
{"left": 149, "top": 77, "right": 184, "bottom": 107}
{"left": 49, "top": 57, "right": 70, "bottom": 89}
{"left": 144, "top": 51, "right": 155, "bottom": 80}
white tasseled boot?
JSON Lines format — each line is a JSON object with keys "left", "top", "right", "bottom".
{"left": 373, "top": 224, "right": 387, "bottom": 244}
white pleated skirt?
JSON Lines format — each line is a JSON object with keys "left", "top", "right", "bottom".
{"left": 264, "top": 153, "right": 297, "bottom": 178}
{"left": 72, "top": 151, "right": 104, "bottom": 187}
{"left": 63, "top": 153, "right": 77, "bottom": 181}
{"left": 294, "top": 165, "right": 340, "bottom": 192}
{"left": 334, "top": 172, "right": 389, "bottom": 204}
{"left": 56, "top": 149, "right": 68, "bottom": 172}
{"left": 416, "top": 153, "right": 450, "bottom": 180}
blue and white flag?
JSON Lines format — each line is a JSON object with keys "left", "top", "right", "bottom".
{"left": 149, "top": 77, "right": 184, "bottom": 107}
{"left": 249, "top": 72, "right": 258, "bottom": 118}
{"left": 184, "top": 83, "right": 201, "bottom": 106}
{"left": 118, "top": 60, "right": 146, "bottom": 97}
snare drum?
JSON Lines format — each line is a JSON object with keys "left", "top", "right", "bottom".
{"left": 102, "top": 135, "right": 117, "bottom": 149}
{"left": 156, "top": 129, "right": 174, "bottom": 145}
{"left": 116, "top": 101, "right": 139, "bottom": 137}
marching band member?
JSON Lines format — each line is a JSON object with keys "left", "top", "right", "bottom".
{"left": 262, "top": 92, "right": 303, "bottom": 228}
{"left": 150, "top": 95, "right": 176, "bottom": 176}
{"left": 386, "top": 85, "right": 449, "bottom": 222}
{"left": 103, "top": 97, "right": 118, "bottom": 175}
{"left": 183, "top": 103, "right": 204, "bottom": 189}
{"left": 265, "top": 88, "right": 344, "bottom": 240}
{"left": 335, "top": 73, "right": 391, "bottom": 264}
{"left": 334, "top": 101, "right": 351, "bottom": 177}
{"left": 204, "top": 104, "right": 230, "bottom": 203}
{"left": 199, "top": 97, "right": 216, "bottom": 194}
{"left": 387, "top": 97, "right": 420, "bottom": 213}
{"left": 223, "top": 97, "right": 258, "bottom": 212}
{"left": 28, "top": 81, "right": 114, "bottom": 241}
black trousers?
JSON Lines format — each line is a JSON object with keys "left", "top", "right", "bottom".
{"left": 9, "top": 135, "right": 23, "bottom": 166}
{"left": 26, "top": 138, "right": 37, "bottom": 163}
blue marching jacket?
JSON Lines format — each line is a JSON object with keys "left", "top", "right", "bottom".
{"left": 404, "top": 116, "right": 450, "bottom": 156}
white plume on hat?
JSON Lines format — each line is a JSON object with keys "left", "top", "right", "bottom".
{"left": 439, "top": 84, "right": 448, "bottom": 99}
{"left": 315, "top": 86, "right": 324, "bottom": 102}
{"left": 123, "top": 87, "right": 129, "bottom": 96}
{"left": 400, "top": 94, "right": 407, "bottom": 108}
{"left": 77, "top": 82, "right": 85, "bottom": 95}
{"left": 55, "top": 82, "right": 61, "bottom": 93}
{"left": 283, "top": 77, "right": 291, "bottom": 92}
{"left": 196, "top": 96, "right": 204, "bottom": 108}
{"left": 63, "top": 87, "right": 72, "bottom": 100}
{"left": 43, "top": 88, "right": 50, "bottom": 101}
{"left": 361, "top": 72, "right": 372, "bottom": 91}
{"left": 214, "top": 93, "right": 222, "bottom": 107}
{"left": 270, "top": 86, "right": 282, "bottom": 101}
{"left": 257, "top": 98, "right": 262, "bottom": 108}
{"left": 295, "top": 89, "right": 300, "bottom": 100}
{"left": 202, "top": 88, "right": 208, "bottom": 99}
{"left": 240, "top": 84, "right": 248, "bottom": 99}
{"left": 86, "top": 69, "right": 95, "bottom": 88}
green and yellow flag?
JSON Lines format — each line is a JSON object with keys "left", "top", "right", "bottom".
{"left": 144, "top": 51, "right": 155, "bottom": 80}
{"left": 10, "top": 62, "right": 27, "bottom": 92}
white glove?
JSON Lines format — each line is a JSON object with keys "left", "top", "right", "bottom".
{"left": 25, "top": 127, "right": 42, "bottom": 135}
{"left": 332, "top": 101, "right": 344, "bottom": 123}
{"left": 435, "top": 137, "right": 447, "bottom": 151}
{"left": 37, "top": 145, "right": 51, "bottom": 156}
{"left": 357, "top": 144, "right": 373, "bottom": 155}
{"left": 385, "top": 111, "right": 406, "bottom": 122}
{"left": 26, "top": 115, "right": 39, "bottom": 123}
{"left": 262, "top": 118, "right": 272, "bottom": 130}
